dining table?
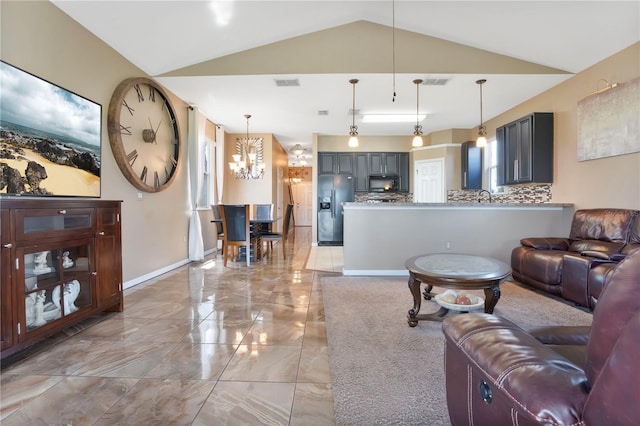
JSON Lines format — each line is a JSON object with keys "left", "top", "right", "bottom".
{"left": 211, "top": 216, "right": 281, "bottom": 263}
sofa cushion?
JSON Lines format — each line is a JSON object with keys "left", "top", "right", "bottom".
{"left": 568, "top": 239, "right": 624, "bottom": 255}
{"left": 520, "top": 237, "right": 569, "bottom": 250}
{"left": 569, "top": 209, "right": 638, "bottom": 243}
{"left": 520, "top": 250, "right": 564, "bottom": 286}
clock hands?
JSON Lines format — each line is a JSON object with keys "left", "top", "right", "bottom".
{"left": 144, "top": 117, "right": 163, "bottom": 144}
{"left": 153, "top": 118, "right": 162, "bottom": 145}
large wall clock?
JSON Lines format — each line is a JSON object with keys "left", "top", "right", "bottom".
{"left": 107, "top": 77, "right": 181, "bottom": 192}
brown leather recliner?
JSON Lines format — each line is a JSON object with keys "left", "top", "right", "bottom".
{"left": 443, "top": 248, "right": 640, "bottom": 426}
{"left": 511, "top": 208, "right": 638, "bottom": 308}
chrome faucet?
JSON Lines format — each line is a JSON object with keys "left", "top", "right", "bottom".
{"left": 477, "top": 189, "right": 492, "bottom": 203}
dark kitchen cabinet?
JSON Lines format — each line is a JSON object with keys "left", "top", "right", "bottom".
{"left": 320, "top": 151, "right": 410, "bottom": 193}
{"left": 398, "top": 153, "right": 410, "bottom": 192}
{"left": 354, "top": 153, "right": 368, "bottom": 192}
{"left": 497, "top": 112, "right": 554, "bottom": 185}
{"left": 369, "top": 153, "right": 399, "bottom": 175}
{"left": 461, "top": 141, "right": 482, "bottom": 190}
{"left": 318, "top": 152, "right": 354, "bottom": 175}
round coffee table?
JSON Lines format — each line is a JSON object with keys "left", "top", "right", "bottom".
{"left": 405, "top": 253, "right": 511, "bottom": 327}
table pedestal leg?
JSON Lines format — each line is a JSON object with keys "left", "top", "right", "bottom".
{"left": 407, "top": 274, "right": 450, "bottom": 327}
{"left": 483, "top": 284, "right": 501, "bottom": 314}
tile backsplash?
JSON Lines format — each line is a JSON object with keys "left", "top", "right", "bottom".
{"left": 447, "top": 184, "right": 552, "bottom": 204}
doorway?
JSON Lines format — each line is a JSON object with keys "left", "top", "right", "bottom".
{"left": 414, "top": 158, "right": 445, "bottom": 202}
{"left": 292, "top": 181, "right": 312, "bottom": 226}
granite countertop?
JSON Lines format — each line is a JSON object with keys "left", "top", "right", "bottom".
{"left": 344, "top": 202, "right": 573, "bottom": 208}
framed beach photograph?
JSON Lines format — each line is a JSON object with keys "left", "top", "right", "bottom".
{"left": 0, "top": 60, "right": 102, "bottom": 197}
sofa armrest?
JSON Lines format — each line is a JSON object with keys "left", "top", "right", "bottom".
{"left": 520, "top": 237, "right": 570, "bottom": 250}
{"left": 526, "top": 325, "right": 590, "bottom": 345}
{"left": 443, "top": 314, "right": 589, "bottom": 425}
{"left": 581, "top": 250, "right": 614, "bottom": 260}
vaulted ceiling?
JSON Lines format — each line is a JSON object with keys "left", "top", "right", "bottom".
{"left": 51, "top": 1, "right": 639, "bottom": 164}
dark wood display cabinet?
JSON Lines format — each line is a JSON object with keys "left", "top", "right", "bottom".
{"left": 0, "top": 198, "right": 123, "bottom": 359}
{"left": 497, "top": 112, "right": 554, "bottom": 185}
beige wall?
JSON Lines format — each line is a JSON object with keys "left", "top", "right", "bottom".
{"left": 3, "top": 1, "right": 636, "bottom": 280}
{"left": 318, "top": 135, "right": 413, "bottom": 152}
{"left": 479, "top": 43, "right": 640, "bottom": 210}
{"left": 1, "top": 1, "right": 218, "bottom": 285}
{"left": 222, "top": 132, "right": 290, "bottom": 230}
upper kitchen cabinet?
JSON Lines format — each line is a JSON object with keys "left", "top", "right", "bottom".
{"left": 461, "top": 141, "right": 482, "bottom": 190}
{"left": 354, "top": 153, "right": 368, "bottom": 192}
{"left": 398, "top": 153, "right": 410, "bottom": 192}
{"left": 369, "top": 153, "right": 399, "bottom": 175}
{"left": 497, "top": 112, "right": 554, "bottom": 185}
{"left": 318, "top": 152, "right": 354, "bottom": 175}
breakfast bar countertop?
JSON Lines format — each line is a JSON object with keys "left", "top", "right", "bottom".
{"left": 344, "top": 202, "right": 574, "bottom": 208}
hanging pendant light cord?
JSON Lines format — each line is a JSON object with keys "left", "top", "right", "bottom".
{"left": 352, "top": 82, "right": 356, "bottom": 128}
{"left": 392, "top": 0, "right": 396, "bottom": 102}
{"left": 416, "top": 81, "right": 419, "bottom": 127}
{"left": 479, "top": 82, "right": 484, "bottom": 128}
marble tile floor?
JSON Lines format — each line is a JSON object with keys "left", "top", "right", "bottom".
{"left": 1, "top": 227, "right": 341, "bottom": 425}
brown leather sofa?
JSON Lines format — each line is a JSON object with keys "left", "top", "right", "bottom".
{"left": 443, "top": 248, "right": 640, "bottom": 426}
{"left": 511, "top": 208, "right": 639, "bottom": 309}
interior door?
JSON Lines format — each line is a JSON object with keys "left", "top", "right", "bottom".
{"left": 293, "top": 181, "right": 312, "bottom": 226}
{"left": 414, "top": 159, "right": 445, "bottom": 202}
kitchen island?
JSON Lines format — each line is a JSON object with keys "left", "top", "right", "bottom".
{"left": 342, "top": 202, "right": 574, "bottom": 276}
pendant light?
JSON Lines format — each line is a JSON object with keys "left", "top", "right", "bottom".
{"left": 348, "top": 79, "right": 359, "bottom": 147}
{"left": 476, "top": 79, "right": 487, "bottom": 148}
{"left": 412, "top": 79, "right": 424, "bottom": 147}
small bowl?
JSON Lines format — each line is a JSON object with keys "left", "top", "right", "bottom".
{"left": 435, "top": 293, "right": 485, "bottom": 311}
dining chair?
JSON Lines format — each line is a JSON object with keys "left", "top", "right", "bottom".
{"left": 252, "top": 203, "right": 274, "bottom": 233}
{"left": 262, "top": 204, "right": 294, "bottom": 260}
{"left": 219, "top": 204, "right": 260, "bottom": 267}
{"left": 211, "top": 205, "right": 224, "bottom": 256}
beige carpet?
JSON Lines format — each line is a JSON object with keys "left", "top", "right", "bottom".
{"left": 321, "top": 278, "right": 593, "bottom": 426}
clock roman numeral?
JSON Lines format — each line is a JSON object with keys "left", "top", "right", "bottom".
{"left": 148, "top": 87, "right": 155, "bottom": 102}
{"left": 165, "top": 167, "right": 170, "bottom": 180}
{"left": 140, "top": 166, "right": 148, "bottom": 183}
{"left": 127, "top": 149, "right": 138, "bottom": 166}
{"left": 119, "top": 124, "right": 132, "bottom": 135}
{"left": 122, "top": 100, "right": 134, "bottom": 116}
{"left": 154, "top": 171, "right": 160, "bottom": 189}
{"left": 171, "top": 156, "right": 177, "bottom": 168}
{"left": 134, "top": 84, "right": 144, "bottom": 102}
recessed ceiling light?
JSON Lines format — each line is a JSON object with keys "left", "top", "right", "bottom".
{"left": 362, "top": 114, "right": 427, "bottom": 123}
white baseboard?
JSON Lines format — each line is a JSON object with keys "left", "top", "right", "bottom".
{"left": 342, "top": 269, "right": 409, "bottom": 276}
{"left": 123, "top": 248, "right": 218, "bottom": 290}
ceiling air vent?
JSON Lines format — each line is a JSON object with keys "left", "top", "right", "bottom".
{"left": 274, "top": 78, "right": 300, "bottom": 87}
{"left": 423, "top": 78, "right": 450, "bottom": 86}
{"left": 317, "top": 110, "right": 329, "bottom": 116}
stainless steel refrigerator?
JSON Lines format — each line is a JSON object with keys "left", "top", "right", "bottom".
{"left": 317, "top": 174, "right": 355, "bottom": 245}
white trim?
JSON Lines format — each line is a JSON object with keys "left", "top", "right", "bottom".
{"left": 343, "top": 269, "right": 409, "bottom": 276}
{"left": 412, "top": 143, "right": 460, "bottom": 152}
{"left": 123, "top": 248, "right": 217, "bottom": 290}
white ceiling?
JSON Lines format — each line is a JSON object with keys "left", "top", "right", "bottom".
{"left": 51, "top": 1, "right": 639, "bottom": 165}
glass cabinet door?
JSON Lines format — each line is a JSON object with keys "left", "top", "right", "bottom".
{"left": 22, "top": 242, "right": 93, "bottom": 334}
{"left": 16, "top": 208, "right": 94, "bottom": 242}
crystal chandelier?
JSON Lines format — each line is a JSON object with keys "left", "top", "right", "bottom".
{"left": 229, "top": 114, "right": 265, "bottom": 179}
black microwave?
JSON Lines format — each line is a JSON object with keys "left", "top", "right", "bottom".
{"left": 368, "top": 175, "right": 399, "bottom": 192}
